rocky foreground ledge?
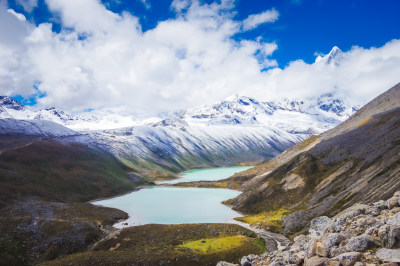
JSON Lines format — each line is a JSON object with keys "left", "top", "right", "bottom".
{"left": 218, "top": 191, "right": 400, "bottom": 266}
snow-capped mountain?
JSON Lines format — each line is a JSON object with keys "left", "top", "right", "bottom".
{"left": 315, "top": 46, "right": 343, "bottom": 65}
{"left": 0, "top": 93, "right": 358, "bottom": 174}
{"left": 0, "top": 118, "right": 78, "bottom": 137}
{"left": 153, "top": 93, "right": 357, "bottom": 135}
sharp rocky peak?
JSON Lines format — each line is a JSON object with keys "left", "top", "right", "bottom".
{"left": 0, "top": 96, "right": 26, "bottom": 111}
{"left": 315, "top": 46, "right": 343, "bottom": 65}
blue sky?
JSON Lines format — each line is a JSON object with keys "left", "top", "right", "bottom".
{"left": 1, "top": 0, "right": 400, "bottom": 114}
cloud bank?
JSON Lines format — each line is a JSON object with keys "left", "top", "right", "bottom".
{"left": 0, "top": 0, "right": 399, "bottom": 115}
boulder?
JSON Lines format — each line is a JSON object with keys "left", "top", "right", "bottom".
{"left": 393, "top": 191, "right": 400, "bottom": 197}
{"left": 240, "top": 254, "right": 257, "bottom": 266}
{"left": 376, "top": 248, "right": 400, "bottom": 263}
{"left": 378, "top": 225, "right": 400, "bottom": 248}
{"left": 217, "top": 262, "right": 239, "bottom": 266}
{"left": 323, "top": 233, "right": 346, "bottom": 250}
{"left": 386, "top": 213, "right": 400, "bottom": 226}
{"left": 304, "top": 256, "right": 328, "bottom": 266}
{"left": 372, "top": 200, "right": 387, "bottom": 210}
{"left": 345, "top": 235, "right": 377, "bottom": 252}
{"left": 269, "top": 262, "right": 285, "bottom": 266}
{"left": 292, "top": 234, "right": 307, "bottom": 251}
{"left": 365, "top": 206, "right": 381, "bottom": 216}
{"left": 364, "top": 221, "right": 384, "bottom": 236}
{"left": 315, "top": 241, "right": 329, "bottom": 257}
{"left": 332, "top": 252, "right": 361, "bottom": 266}
{"left": 386, "top": 197, "right": 399, "bottom": 209}
{"left": 305, "top": 238, "right": 317, "bottom": 258}
{"left": 330, "top": 246, "right": 348, "bottom": 257}
{"left": 326, "top": 262, "right": 342, "bottom": 266}
{"left": 309, "top": 216, "right": 335, "bottom": 239}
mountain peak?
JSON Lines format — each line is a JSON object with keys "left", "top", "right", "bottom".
{"left": 315, "top": 46, "right": 343, "bottom": 64}
{"left": 0, "top": 96, "right": 25, "bottom": 111}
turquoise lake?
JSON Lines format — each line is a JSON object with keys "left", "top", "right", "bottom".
{"left": 159, "top": 166, "right": 253, "bottom": 184}
{"left": 92, "top": 166, "right": 252, "bottom": 228}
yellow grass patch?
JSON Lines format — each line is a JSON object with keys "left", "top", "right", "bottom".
{"left": 176, "top": 235, "right": 248, "bottom": 254}
{"left": 235, "top": 208, "right": 291, "bottom": 232}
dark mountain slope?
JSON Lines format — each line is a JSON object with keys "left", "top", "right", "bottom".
{"left": 0, "top": 119, "right": 147, "bottom": 205}
{"left": 0, "top": 119, "right": 146, "bottom": 265}
{"left": 226, "top": 82, "right": 400, "bottom": 234}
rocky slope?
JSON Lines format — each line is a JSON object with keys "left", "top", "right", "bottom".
{"left": 233, "top": 190, "right": 400, "bottom": 266}
{"left": 224, "top": 82, "right": 400, "bottom": 234}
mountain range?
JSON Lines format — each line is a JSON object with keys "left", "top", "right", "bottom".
{"left": 0, "top": 91, "right": 358, "bottom": 176}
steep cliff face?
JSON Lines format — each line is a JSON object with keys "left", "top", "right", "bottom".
{"left": 227, "top": 82, "right": 400, "bottom": 234}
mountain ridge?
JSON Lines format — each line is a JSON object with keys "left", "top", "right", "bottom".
{"left": 223, "top": 82, "right": 400, "bottom": 234}
{"left": 0, "top": 93, "right": 358, "bottom": 175}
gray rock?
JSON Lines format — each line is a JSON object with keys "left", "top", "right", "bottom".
{"left": 353, "top": 262, "right": 365, "bottom": 266}
{"left": 287, "top": 253, "right": 304, "bottom": 264}
{"left": 386, "top": 197, "right": 399, "bottom": 209}
{"left": 323, "top": 233, "right": 346, "bottom": 250}
{"left": 304, "top": 255, "right": 328, "bottom": 266}
{"left": 386, "top": 213, "right": 400, "bottom": 226}
{"left": 269, "top": 262, "right": 285, "bottom": 266}
{"left": 335, "top": 204, "right": 368, "bottom": 220}
{"left": 240, "top": 256, "right": 251, "bottom": 266}
{"left": 330, "top": 246, "right": 348, "bottom": 257}
{"left": 305, "top": 238, "right": 317, "bottom": 258}
{"left": 316, "top": 241, "right": 329, "bottom": 257}
{"left": 378, "top": 225, "right": 400, "bottom": 248}
{"left": 365, "top": 206, "right": 381, "bottom": 216}
{"left": 345, "top": 235, "right": 377, "bottom": 252}
{"left": 376, "top": 248, "right": 400, "bottom": 263}
{"left": 372, "top": 200, "right": 387, "bottom": 210}
{"left": 310, "top": 216, "right": 335, "bottom": 239}
{"left": 364, "top": 221, "right": 384, "bottom": 236}
{"left": 326, "top": 261, "right": 342, "bottom": 266}
{"left": 216, "top": 262, "right": 239, "bottom": 266}
{"left": 292, "top": 234, "right": 307, "bottom": 251}
{"left": 294, "top": 234, "right": 307, "bottom": 242}
{"left": 240, "top": 254, "right": 257, "bottom": 266}
{"left": 332, "top": 252, "right": 361, "bottom": 266}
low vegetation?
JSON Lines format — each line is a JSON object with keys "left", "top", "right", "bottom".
{"left": 235, "top": 208, "right": 292, "bottom": 233}
{"left": 39, "top": 224, "right": 266, "bottom": 266}
{"left": 0, "top": 198, "right": 128, "bottom": 265}
{"left": 0, "top": 137, "right": 143, "bottom": 204}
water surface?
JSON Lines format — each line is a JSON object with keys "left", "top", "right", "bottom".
{"left": 159, "top": 166, "right": 253, "bottom": 184}
{"left": 93, "top": 166, "right": 252, "bottom": 228}
{"left": 93, "top": 186, "right": 241, "bottom": 228}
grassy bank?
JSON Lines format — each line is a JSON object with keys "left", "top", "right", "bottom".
{"left": 40, "top": 223, "right": 266, "bottom": 266}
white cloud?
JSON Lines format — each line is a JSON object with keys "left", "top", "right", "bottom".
{"left": 259, "top": 40, "right": 400, "bottom": 106}
{"left": 0, "top": 0, "right": 399, "bottom": 116}
{"left": 7, "top": 9, "right": 26, "bottom": 21}
{"left": 242, "top": 8, "right": 279, "bottom": 31}
{"left": 0, "top": 0, "right": 278, "bottom": 114}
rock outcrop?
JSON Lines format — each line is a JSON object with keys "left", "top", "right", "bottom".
{"left": 233, "top": 190, "right": 400, "bottom": 265}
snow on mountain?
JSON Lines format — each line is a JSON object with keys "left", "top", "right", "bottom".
{"left": 0, "top": 96, "right": 157, "bottom": 130}
{"left": 315, "top": 46, "right": 343, "bottom": 65}
{"left": 0, "top": 93, "right": 358, "bottom": 173}
{"left": 0, "top": 118, "right": 78, "bottom": 137}
{"left": 163, "top": 93, "right": 356, "bottom": 135}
